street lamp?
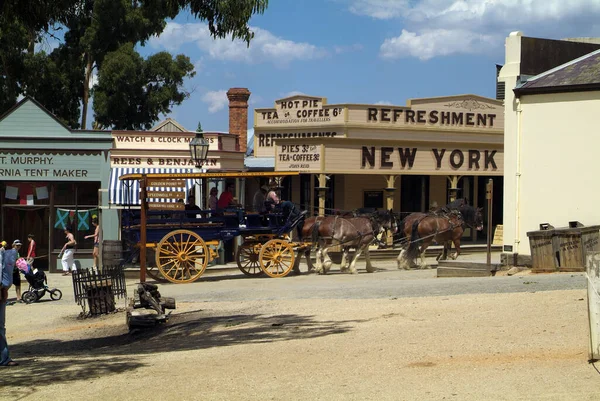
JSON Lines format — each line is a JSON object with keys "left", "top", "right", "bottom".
{"left": 189, "top": 132, "right": 210, "bottom": 168}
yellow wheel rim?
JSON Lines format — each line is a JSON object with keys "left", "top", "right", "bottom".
{"left": 259, "top": 239, "right": 295, "bottom": 278}
{"left": 155, "top": 229, "right": 209, "bottom": 283}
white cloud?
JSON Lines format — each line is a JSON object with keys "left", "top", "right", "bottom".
{"left": 381, "top": 29, "right": 497, "bottom": 60}
{"left": 375, "top": 100, "right": 393, "bottom": 105}
{"left": 346, "top": 0, "right": 600, "bottom": 60}
{"left": 201, "top": 90, "right": 228, "bottom": 113}
{"left": 89, "top": 72, "right": 98, "bottom": 89}
{"left": 193, "top": 58, "right": 203, "bottom": 73}
{"left": 150, "top": 23, "right": 328, "bottom": 67}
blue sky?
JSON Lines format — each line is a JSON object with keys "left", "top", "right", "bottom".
{"left": 138, "top": 0, "right": 600, "bottom": 136}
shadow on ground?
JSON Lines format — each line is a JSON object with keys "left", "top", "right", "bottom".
{"left": 5, "top": 310, "right": 355, "bottom": 388}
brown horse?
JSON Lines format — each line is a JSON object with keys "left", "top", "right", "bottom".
{"left": 302, "top": 210, "right": 397, "bottom": 274}
{"left": 397, "top": 210, "right": 464, "bottom": 269}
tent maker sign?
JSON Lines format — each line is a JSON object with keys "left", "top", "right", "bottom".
{"left": 0, "top": 154, "right": 97, "bottom": 180}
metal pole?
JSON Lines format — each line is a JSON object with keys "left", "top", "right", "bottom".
{"left": 486, "top": 179, "right": 493, "bottom": 267}
{"left": 140, "top": 176, "right": 147, "bottom": 283}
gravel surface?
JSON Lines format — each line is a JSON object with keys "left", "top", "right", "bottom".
{"left": 2, "top": 258, "right": 599, "bottom": 401}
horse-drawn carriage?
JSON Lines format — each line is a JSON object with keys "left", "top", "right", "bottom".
{"left": 119, "top": 171, "right": 313, "bottom": 283}
{"left": 117, "top": 171, "right": 481, "bottom": 283}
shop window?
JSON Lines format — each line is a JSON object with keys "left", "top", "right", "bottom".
{"left": 53, "top": 181, "right": 100, "bottom": 251}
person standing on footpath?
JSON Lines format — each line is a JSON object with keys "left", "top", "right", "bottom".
{"left": 84, "top": 216, "right": 100, "bottom": 269}
{"left": 1, "top": 239, "right": 19, "bottom": 366}
{"left": 10, "top": 240, "right": 22, "bottom": 303}
{"left": 60, "top": 226, "right": 77, "bottom": 275}
{"left": 26, "top": 234, "right": 36, "bottom": 266}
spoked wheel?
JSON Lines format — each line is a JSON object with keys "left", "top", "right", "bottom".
{"left": 155, "top": 229, "right": 209, "bottom": 284}
{"left": 236, "top": 243, "right": 264, "bottom": 277}
{"left": 22, "top": 291, "right": 38, "bottom": 304}
{"left": 146, "top": 249, "right": 167, "bottom": 282}
{"left": 50, "top": 289, "right": 63, "bottom": 301}
{"left": 259, "top": 239, "right": 296, "bottom": 278}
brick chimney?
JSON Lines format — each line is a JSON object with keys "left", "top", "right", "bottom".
{"left": 227, "top": 88, "right": 251, "bottom": 154}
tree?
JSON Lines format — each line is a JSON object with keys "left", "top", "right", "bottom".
{"left": 0, "top": 0, "right": 269, "bottom": 128}
{"left": 93, "top": 43, "right": 195, "bottom": 130}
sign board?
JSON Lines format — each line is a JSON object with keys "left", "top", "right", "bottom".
{"left": 147, "top": 202, "right": 184, "bottom": 211}
{"left": 147, "top": 179, "right": 185, "bottom": 187}
{"left": 147, "top": 191, "right": 185, "bottom": 199}
{"left": 275, "top": 144, "right": 322, "bottom": 172}
{"left": 364, "top": 190, "right": 384, "bottom": 209}
{"left": 0, "top": 152, "right": 103, "bottom": 181}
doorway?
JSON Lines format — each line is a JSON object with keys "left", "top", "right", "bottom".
{"left": 1, "top": 205, "right": 50, "bottom": 271}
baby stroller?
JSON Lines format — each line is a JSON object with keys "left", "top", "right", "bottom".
{"left": 16, "top": 258, "right": 63, "bottom": 304}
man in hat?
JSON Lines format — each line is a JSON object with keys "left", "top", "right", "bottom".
{"left": 0, "top": 239, "right": 20, "bottom": 366}
{"left": 253, "top": 184, "right": 269, "bottom": 213}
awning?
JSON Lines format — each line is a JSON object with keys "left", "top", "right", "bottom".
{"left": 109, "top": 167, "right": 196, "bottom": 205}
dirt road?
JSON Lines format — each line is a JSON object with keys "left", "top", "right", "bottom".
{"left": 2, "top": 266, "right": 599, "bottom": 401}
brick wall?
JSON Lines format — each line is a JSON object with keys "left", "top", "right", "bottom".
{"left": 227, "top": 88, "right": 251, "bottom": 154}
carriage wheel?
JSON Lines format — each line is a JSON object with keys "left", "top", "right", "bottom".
{"left": 236, "top": 243, "right": 265, "bottom": 277}
{"left": 155, "top": 229, "right": 209, "bottom": 284}
{"left": 146, "top": 249, "right": 167, "bottom": 282}
{"left": 259, "top": 239, "right": 296, "bottom": 278}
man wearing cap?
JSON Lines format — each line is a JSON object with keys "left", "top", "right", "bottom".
{"left": 0, "top": 239, "right": 19, "bottom": 366}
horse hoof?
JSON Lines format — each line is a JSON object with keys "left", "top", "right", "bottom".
{"left": 350, "top": 269, "right": 358, "bottom": 275}
{"left": 366, "top": 266, "right": 376, "bottom": 273}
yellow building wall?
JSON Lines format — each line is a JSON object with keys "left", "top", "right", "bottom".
{"left": 429, "top": 176, "right": 447, "bottom": 208}
{"left": 338, "top": 174, "right": 401, "bottom": 212}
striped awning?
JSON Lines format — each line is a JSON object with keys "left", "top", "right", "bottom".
{"left": 109, "top": 167, "right": 196, "bottom": 205}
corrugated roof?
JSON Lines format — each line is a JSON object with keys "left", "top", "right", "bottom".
{"left": 244, "top": 157, "right": 274, "bottom": 170}
{"left": 516, "top": 49, "right": 600, "bottom": 94}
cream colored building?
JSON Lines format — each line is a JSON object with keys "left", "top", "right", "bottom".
{"left": 499, "top": 32, "right": 600, "bottom": 256}
{"left": 251, "top": 94, "right": 505, "bottom": 241}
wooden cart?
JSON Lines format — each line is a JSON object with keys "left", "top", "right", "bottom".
{"left": 119, "top": 171, "right": 309, "bottom": 283}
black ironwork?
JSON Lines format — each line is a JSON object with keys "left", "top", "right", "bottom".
{"left": 72, "top": 265, "right": 127, "bottom": 316}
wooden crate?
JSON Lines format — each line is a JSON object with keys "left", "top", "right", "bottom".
{"left": 527, "top": 230, "right": 557, "bottom": 272}
{"left": 555, "top": 226, "right": 600, "bottom": 272}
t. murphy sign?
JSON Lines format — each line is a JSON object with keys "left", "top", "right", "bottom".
{"left": 0, "top": 152, "right": 103, "bottom": 180}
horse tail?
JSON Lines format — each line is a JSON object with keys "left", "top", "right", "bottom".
{"left": 405, "top": 219, "right": 422, "bottom": 261}
{"left": 311, "top": 220, "right": 322, "bottom": 244}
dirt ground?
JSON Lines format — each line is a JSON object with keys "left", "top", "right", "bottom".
{"left": 1, "top": 268, "right": 599, "bottom": 401}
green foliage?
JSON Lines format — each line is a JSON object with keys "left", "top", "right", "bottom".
{"left": 22, "top": 49, "right": 84, "bottom": 128}
{"left": 93, "top": 43, "right": 195, "bottom": 130}
{"left": 0, "top": 0, "right": 269, "bottom": 129}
